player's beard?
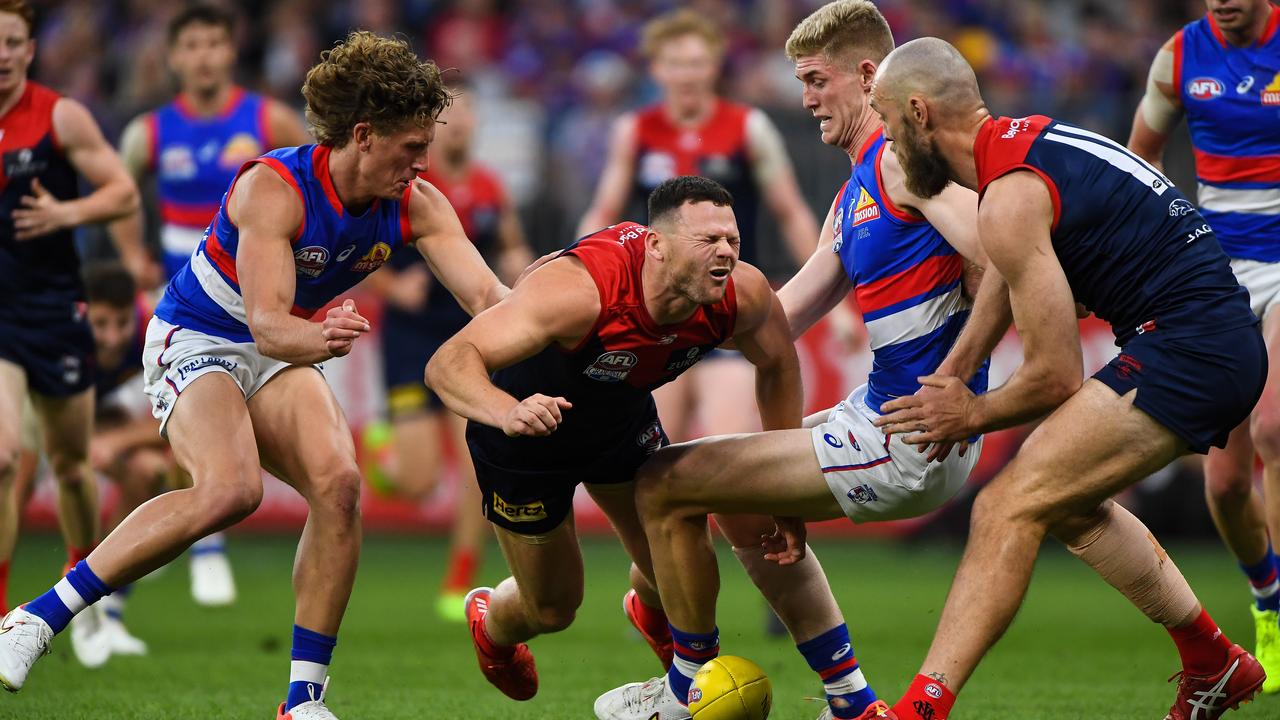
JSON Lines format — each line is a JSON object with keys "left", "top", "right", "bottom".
{"left": 896, "top": 122, "right": 952, "bottom": 199}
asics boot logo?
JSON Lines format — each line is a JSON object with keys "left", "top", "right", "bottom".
{"left": 1186, "top": 657, "right": 1238, "bottom": 720}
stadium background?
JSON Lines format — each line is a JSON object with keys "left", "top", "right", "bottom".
{"left": 6, "top": 2, "right": 1273, "bottom": 719}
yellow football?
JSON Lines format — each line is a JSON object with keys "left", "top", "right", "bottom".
{"left": 688, "top": 656, "right": 772, "bottom": 720}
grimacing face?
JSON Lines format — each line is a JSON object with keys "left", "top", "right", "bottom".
{"left": 794, "top": 52, "right": 865, "bottom": 149}
{"left": 869, "top": 87, "right": 951, "bottom": 198}
{"left": 0, "top": 12, "right": 34, "bottom": 97}
{"left": 659, "top": 200, "right": 740, "bottom": 306}
{"left": 367, "top": 121, "right": 435, "bottom": 200}
{"left": 651, "top": 33, "right": 720, "bottom": 113}
{"left": 88, "top": 302, "right": 137, "bottom": 369}
{"left": 169, "top": 22, "right": 236, "bottom": 97}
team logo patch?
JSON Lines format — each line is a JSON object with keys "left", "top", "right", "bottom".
{"left": 688, "top": 688, "right": 703, "bottom": 704}
{"left": 847, "top": 431, "right": 861, "bottom": 452}
{"left": 583, "top": 350, "right": 638, "bottom": 382}
{"left": 1264, "top": 72, "right": 1280, "bottom": 106}
{"left": 832, "top": 206, "right": 844, "bottom": 252}
{"left": 294, "top": 245, "right": 330, "bottom": 278}
{"left": 219, "top": 132, "right": 263, "bottom": 168}
{"left": 636, "top": 420, "right": 664, "bottom": 453}
{"left": 351, "top": 242, "right": 392, "bottom": 273}
{"left": 925, "top": 683, "right": 944, "bottom": 699}
{"left": 491, "top": 492, "right": 547, "bottom": 523}
{"left": 847, "top": 484, "right": 878, "bottom": 505}
{"left": 852, "top": 187, "right": 880, "bottom": 225}
{"left": 1187, "top": 77, "right": 1225, "bottom": 101}
{"left": 1167, "top": 198, "right": 1195, "bottom": 217}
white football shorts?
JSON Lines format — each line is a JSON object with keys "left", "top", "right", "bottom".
{"left": 1230, "top": 258, "right": 1280, "bottom": 323}
{"left": 809, "top": 384, "right": 981, "bottom": 523}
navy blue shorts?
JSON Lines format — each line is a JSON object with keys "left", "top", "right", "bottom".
{"left": 380, "top": 319, "right": 460, "bottom": 417}
{"left": 467, "top": 412, "right": 668, "bottom": 536}
{"left": 1093, "top": 323, "right": 1266, "bottom": 454}
{"left": 0, "top": 306, "right": 95, "bottom": 398}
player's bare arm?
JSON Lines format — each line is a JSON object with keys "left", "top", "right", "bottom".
{"left": 409, "top": 177, "right": 508, "bottom": 314}
{"left": 1127, "top": 35, "right": 1182, "bottom": 167}
{"left": 265, "top": 98, "right": 312, "bottom": 147}
{"left": 233, "top": 164, "right": 370, "bottom": 364}
{"left": 13, "top": 98, "right": 139, "bottom": 241}
{"left": 729, "top": 262, "right": 804, "bottom": 432}
{"left": 425, "top": 256, "right": 599, "bottom": 437}
{"left": 575, "top": 113, "right": 637, "bottom": 237}
{"left": 106, "top": 112, "right": 163, "bottom": 289}
{"left": 776, "top": 193, "right": 853, "bottom": 339}
{"left": 877, "top": 171, "right": 1083, "bottom": 444}
{"left": 747, "top": 108, "right": 819, "bottom": 264}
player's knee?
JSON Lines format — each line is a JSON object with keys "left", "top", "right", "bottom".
{"left": 971, "top": 470, "right": 1055, "bottom": 531}
{"left": 49, "top": 454, "right": 90, "bottom": 489}
{"left": 1203, "top": 458, "right": 1253, "bottom": 505}
{"left": 307, "top": 463, "right": 362, "bottom": 520}
{"left": 197, "top": 478, "right": 264, "bottom": 527}
{"left": 528, "top": 599, "right": 579, "bottom": 634}
{"left": 1251, "top": 406, "right": 1280, "bottom": 461}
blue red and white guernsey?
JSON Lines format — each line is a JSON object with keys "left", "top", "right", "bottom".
{"left": 151, "top": 88, "right": 272, "bottom": 278}
{"left": 630, "top": 100, "right": 763, "bottom": 265}
{"left": 154, "top": 144, "right": 413, "bottom": 344}
{"left": 0, "top": 81, "right": 82, "bottom": 310}
{"left": 466, "top": 221, "right": 737, "bottom": 473}
{"left": 833, "top": 130, "right": 988, "bottom": 414}
{"left": 1174, "top": 5, "right": 1280, "bottom": 261}
{"left": 973, "top": 115, "right": 1256, "bottom": 344}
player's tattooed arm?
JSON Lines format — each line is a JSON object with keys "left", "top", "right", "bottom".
{"left": 425, "top": 257, "right": 599, "bottom": 436}
{"left": 732, "top": 263, "right": 804, "bottom": 432}
{"left": 927, "top": 672, "right": 948, "bottom": 685}
{"left": 409, "top": 178, "right": 509, "bottom": 314}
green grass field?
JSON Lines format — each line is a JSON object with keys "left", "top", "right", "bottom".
{"left": 0, "top": 533, "right": 1275, "bottom": 719}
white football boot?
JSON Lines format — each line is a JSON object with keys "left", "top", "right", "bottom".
{"left": 0, "top": 607, "right": 53, "bottom": 691}
{"left": 69, "top": 603, "right": 110, "bottom": 668}
{"left": 594, "top": 675, "right": 692, "bottom": 720}
{"left": 190, "top": 543, "right": 236, "bottom": 607}
{"left": 276, "top": 677, "right": 339, "bottom": 719}
{"left": 97, "top": 594, "right": 147, "bottom": 656}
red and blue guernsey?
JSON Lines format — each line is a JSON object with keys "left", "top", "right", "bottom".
{"left": 834, "top": 130, "right": 988, "bottom": 413}
{"left": 467, "top": 221, "right": 737, "bottom": 471}
{"left": 974, "top": 115, "right": 1255, "bottom": 342}
{"left": 630, "top": 100, "right": 763, "bottom": 265}
{"left": 1174, "top": 6, "right": 1280, "bottom": 261}
{"left": 154, "top": 144, "right": 412, "bottom": 343}
{"left": 151, "top": 88, "right": 271, "bottom": 278}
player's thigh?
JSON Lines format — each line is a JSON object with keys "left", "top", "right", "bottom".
{"left": 493, "top": 516, "right": 584, "bottom": 610}
{"left": 640, "top": 429, "right": 845, "bottom": 521}
{"left": 692, "top": 355, "right": 759, "bottom": 435}
{"left": 991, "top": 380, "right": 1185, "bottom": 522}
{"left": 30, "top": 386, "right": 94, "bottom": 466}
{"left": 393, "top": 411, "right": 444, "bottom": 474}
{"left": 0, "top": 360, "right": 26, "bottom": 457}
{"left": 164, "top": 371, "right": 262, "bottom": 490}
{"left": 247, "top": 367, "right": 358, "bottom": 500}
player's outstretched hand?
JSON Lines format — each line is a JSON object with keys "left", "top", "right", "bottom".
{"left": 323, "top": 299, "right": 371, "bottom": 358}
{"left": 761, "top": 516, "right": 807, "bottom": 566}
{"left": 503, "top": 394, "right": 573, "bottom": 437}
{"left": 874, "top": 375, "right": 975, "bottom": 447}
{"left": 14, "top": 178, "right": 74, "bottom": 241}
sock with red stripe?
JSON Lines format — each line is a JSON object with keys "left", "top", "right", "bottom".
{"left": 1240, "top": 546, "right": 1280, "bottom": 613}
{"left": 668, "top": 625, "right": 718, "bottom": 705}
{"left": 891, "top": 674, "right": 955, "bottom": 720}
{"left": 797, "top": 624, "right": 876, "bottom": 718}
{"left": 443, "top": 547, "right": 478, "bottom": 594}
{"left": 0, "top": 560, "right": 9, "bottom": 616}
{"left": 1168, "top": 608, "right": 1232, "bottom": 676}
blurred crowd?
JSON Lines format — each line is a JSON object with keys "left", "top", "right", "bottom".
{"left": 30, "top": 0, "right": 1207, "bottom": 262}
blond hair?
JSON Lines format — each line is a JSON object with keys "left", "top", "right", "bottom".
{"left": 641, "top": 9, "right": 725, "bottom": 59}
{"left": 785, "top": 1, "right": 895, "bottom": 68}
{"left": 302, "top": 31, "right": 452, "bottom": 148}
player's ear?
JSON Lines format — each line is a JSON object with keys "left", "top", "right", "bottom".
{"left": 908, "top": 95, "right": 929, "bottom": 130}
{"left": 858, "top": 59, "right": 877, "bottom": 92}
{"left": 645, "top": 229, "right": 665, "bottom": 261}
{"left": 352, "top": 122, "right": 373, "bottom": 152}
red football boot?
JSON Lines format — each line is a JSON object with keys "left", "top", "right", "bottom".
{"left": 623, "top": 589, "right": 673, "bottom": 670}
{"left": 1165, "top": 643, "right": 1265, "bottom": 720}
{"left": 853, "top": 701, "right": 897, "bottom": 719}
{"left": 465, "top": 587, "right": 538, "bottom": 701}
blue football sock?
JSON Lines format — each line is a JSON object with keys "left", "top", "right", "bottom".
{"left": 286, "top": 625, "right": 337, "bottom": 711}
{"left": 1241, "top": 546, "right": 1280, "bottom": 613}
{"left": 797, "top": 624, "right": 877, "bottom": 718}
{"left": 668, "top": 625, "right": 718, "bottom": 706}
{"left": 23, "top": 560, "right": 112, "bottom": 634}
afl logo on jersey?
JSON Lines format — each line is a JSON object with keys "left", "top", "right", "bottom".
{"left": 638, "top": 152, "right": 676, "bottom": 189}
{"left": 636, "top": 420, "right": 664, "bottom": 453}
{"left": 294, "top": 245, "right": 330, "bottom": 278}
{"left": 584, "top": 350, "right": 638, "bottom": 382}
{"left": 1187, "top": 77, "right": 1225, "bottom": 101}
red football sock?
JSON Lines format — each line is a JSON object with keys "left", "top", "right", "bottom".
{"left": 0, "top": 560, "right": 9, "bottom": 615}
{"left": 66, "top": 544, "right": 95, "bottom": 571}
{"left": 892, "top": 674, "right": 956, "bottom": 720}
{"left": 1168, "top": 609, "right": 1231, "bottom": 676}
{"left": 442, "top": 547, "right": 478, "bottom": 593}
{"left": 631, "top": 592, "right": 670, "bottom": 639}
{"left": 474, "top": 614, "right": 515, "bottom": 660}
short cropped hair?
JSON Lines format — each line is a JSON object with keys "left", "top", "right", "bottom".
{"left": 0, "top": 0, "right": 34, "bottom": 36}
{"left": 641, "top": 9, "right": 725, "bottom": 59}
{"left": 785, "top": 0, "right": 895, "bottom": 68}
{"left": 83, "top": 262, "right": 136, "bottom": 309}
{"left": 168, "top": 3, "right": 235, "bottom": 45}
{"left": 302, "top": 31, "right": 452, "bottom": 148}
{"left": 648, "top": 176, "right": 734, "bottom": 228}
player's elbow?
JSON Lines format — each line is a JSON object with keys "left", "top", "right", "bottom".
{"left": 424, "top": 341, "right": 462, "bottom": 395}
{"left": 1034, "top": 366, "right": 1082, "bottom": 408}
